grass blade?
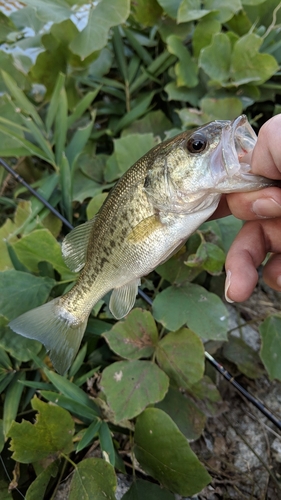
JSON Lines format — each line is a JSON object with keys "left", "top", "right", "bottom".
{"left": 66, "top": 121, "right": 93, "bottom": 171}
{"left": 67, "top": 88, "right": 101, "bottom": 129}
{"left": 21, "top": 116, "right": 55, "bottom": 164}
{"left": 76, "top": 418, "right": 101, "bottom": 453}
{"left": 3, "top": 371, "right": 26, "bottom": 438}
{"left": 59, "top": 154, "right": 72, "bottom": 222}
{"left": 123, "top": 27, "right": 153, "bottom": 66}
{"left": 54, "top": 87, "right": 68, "bottom": 166}
{"left": 45, "top": 72, "right": 66, "bottom": 134}
{"left": 99, "top": 422, "right": 115, "bottom": 466}
{"left": 41, "top": 391, "right": 99, "bottom": 421}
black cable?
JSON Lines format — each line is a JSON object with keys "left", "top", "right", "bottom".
{"left": 2, "top": 157, "right": 281, "bottom": 432}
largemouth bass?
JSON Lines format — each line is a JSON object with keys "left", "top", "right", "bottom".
{"left": 9, "top": 115, "right": 274, "bottom": 374}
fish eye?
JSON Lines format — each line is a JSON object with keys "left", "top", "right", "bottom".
{"left": 186, "top": 133, "right": 208, "bottom": 154}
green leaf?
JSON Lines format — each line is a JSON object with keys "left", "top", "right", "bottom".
{"left": 156, "top": 328, "right": 204, "bottom": 387}
{"left": 66, "top": 121, "right": 93, "bottom": 171}
{"left": 223, "top": 336, "right": 263, "bottom": 379}
{"left": 185, "top": 240, "right": 225, "bottom": 274}
{"left": 199, "top": 33, "right": 231, "bottom": 83}
{"left": 157, "top": 0, "right": 182, "bottom": 19}
{"left": 260, "top": 315, "right": 281, "bottom": 381}
{"left": 69, "top": 0, "right": 130, "bottom": 59}
{"left": 204, "top": 0, "right": 242, "bottom": 22}
{"left": 18, "top": 0, "right": 72, "bottom": 23}
{"left": 0, "top": 270, "right": 55, "bottom": 320}
{"left": 59, "top": 154, "right": 72, "bottom": 222}
{"left": 1, "top": 71, "right": 43, "bottom": 129}
{"left": 104, "top": 133, "right": 158, "bottom": 182}
{"left": 25, "top": 461, "right": 58, "bottom": 500}
{"left": 3, "top": 371, "right": 26, "bottom": 438}
{"left": 217, "top": 215, "right": 243, "bottom": 253}
{"left": 101, "top": 360, "right": 169, "bottom": 422}
{"left": 192, "top": 17, "right": 221, "bottom": 57}
{"left": 134, "top": 408, "right": 211, "bottom": 496}
{"left": 45, "top": 72, "right": 66, "bottom": 133}
{"left": 103, "top": 309, "right": 158, "bottom": 360}
{"left": 200, "top": 97, "right": 243, "bottom": 121}
{"left": 43, "top": 368, "right": 99, "bottom": 413}
{"left": 0, "top": 95, "right": 32, "bottom": 157}
{"left": 9, "top": 397, "right": 74, "bottom": 462}
{"left": 177, "top": 0, "right": 210, "bottom": 23}
{"left": 113, "top": 93, "right": 156, "bottom": 134}
{"left": 41, "top": 391, "right": 99, "bottom": 421}
{"left": 69, "top": 458, "right": 117, "bottom": 500}
{"left": 156, "top": 386, "right": 206, "bottom": 440}
{"left": 67, "top": 89, "right": 101, "bottom": 129}
{"left": 230, "top": 33, "right": 279, "bottom": 85}
{"left": 122, "top": 478, "right": 174, "bottom": 500}
{"left": 86, "top": 193, "right": 108, "bottom": 220}
{"left": 0, "top": 315, "right": 41, "bottom": 362}
{"left": 0, "top": 200, "right": 32, "bottom": 270}
{"left": 12, "top": 229, "right": 73, "bottom": 280}
{"left": 153, "top": 283, "right": 228, "bottom": 340}
{"left": 99, "top": 422, "right": 115, "bottom": 466}
{"left": 76, "top": 418, "right": 101, "bottom": 453}
{"left": 167, "top": 35, "right": 198, "bottom": 88}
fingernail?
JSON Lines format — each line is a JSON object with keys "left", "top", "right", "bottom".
{"left": 252, "top": 198, "right": 281, "bottom": 218}
{"left": 225, "top": 270, "right": 234, "bottom": 303}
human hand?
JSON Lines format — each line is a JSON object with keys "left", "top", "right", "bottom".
{"left": 214, "top": 115, "right": 281, "bottom": 301}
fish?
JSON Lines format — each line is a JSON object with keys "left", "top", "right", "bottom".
{"left": 9, "top": 115, "right": 274, "bottom": 374}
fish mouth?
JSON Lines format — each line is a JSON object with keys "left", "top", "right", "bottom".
{"left": 221, "top": 114, "right": 257, "bottom": 177}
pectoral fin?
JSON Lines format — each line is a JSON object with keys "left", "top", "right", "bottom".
{"left": 109, "top": 279, "right": 141, "bottom": 319}
{"left": 127, "top": 215, "right": 163, "bottom": 243}
{"left": 62, "top": 218, "right": 96, "bottom": 272}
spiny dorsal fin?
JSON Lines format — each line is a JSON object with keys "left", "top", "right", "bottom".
{"left": 109, "top": 278, "right": 141, "bottom": 319}
{"left": 62, "top": 218, "right": 95, "bottom": 272}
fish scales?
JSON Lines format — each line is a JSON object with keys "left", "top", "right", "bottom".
{"left": 9, "top": 116, "right": 276, "bottom": 374}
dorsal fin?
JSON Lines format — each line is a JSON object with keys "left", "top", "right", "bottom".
{"left": 62, "top": 218, "right": 95, "bottom": 272}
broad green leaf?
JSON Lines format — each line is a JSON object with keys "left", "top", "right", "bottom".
{"left": 260, "top": 315, "right": 281, "bottom": 381}
{"left": 177, "top": 0, "right": 210, "bottom": 23}
{"left": 104, "top": 133, "right": 158, "bottom": 182}
{"left": 12, "top": 228, "right": 73, "bottom": 280}
{"left": 132, "top": 0, "right": 163, "bottom": 26}
{"left": 134, "top": 408, "right": 211, "bottom": 496}
{"left": 9, "top": 397, "right": 74, "bottom": 462}
{"left": 103, "top": 309, "right": 158, "bottom": 360}
{"left": 69, "top": 458, "right": 117, "bottom": 500}
{"left": 122, "top": 110, "right": 172, "bottom": 139}
{"left": 189, "top": 375, "right": 222, "bottom": 416}
{"left": 156, "top": 328, "right": 205, "bottom": 387}
{"left": 69, "top": 0, "right": 130, "bottom": 59}
{"left": 72, "top": 169, "right": 105, "bottom": 203}
{"left": 153, "top": 283, "right": 228, "bottom": 340}
{"left": 185, "top": 241, "right": 225, "bottom": 274}
{"left": 20, "top": 0, "right": 72, "bottom": 23}
{"left": 199, "top": 33, "right": 231, "bottom": 83}
{"left": 101, "top": 360, "right": 169, "bottom": 422}
{"left": 205, "top": 0, "right": 242, "bottom": 22}
{"left": 231, "top": 34, "right": 279, "bottom": 85}
{"left": 25, "top": 461, "right": 58, "bottom": 500}
{"left": 192, "top": 17, "right": 221, "bottom": 57}
{"left": 156, "top": 386, "right": 206, "bottom": 440}
{"left": 0, "top": 315, "right": 41, "bottom": 362}
{"left": 167, "top": 35, "right": 198, "bottom": 88}
{"left": 86, "top": 193, "right": 108, "bottom": 220}
{"left": 223, "top": 336, "right": 263, "bottom": 379}
{"left": 0, "top": 200, "right": 32, "bottom": 270}
{"left": 122, "top": 478, "right": 174, "bottom": 500}
{"left": 0, "top": 270, "right": 55, "bottom": 320}
{"left": 3, "top": 371, "right": 26, "bottom": 437}
{"left": 157, "top": 0, "right": 182, "bottom": 19}
{"left": 200, "top": 97, "right": 243, "bottom": 121}
{"left": 164, "top": 82, "right": 202, "bottom": 105}
{"left": 217, "top": 215, "right": 243, "bottom": 253}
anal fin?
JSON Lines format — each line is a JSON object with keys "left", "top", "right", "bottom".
{"left": 109, "top": 279, "right": 140, "bottom": 320}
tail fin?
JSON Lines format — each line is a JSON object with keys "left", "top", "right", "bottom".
{"left": 9, "top": 298, "right": 87, "bottom": 375}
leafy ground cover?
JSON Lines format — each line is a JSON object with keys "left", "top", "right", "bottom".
{"left": 0, "top": 0, "right": 281, "bottom": 498}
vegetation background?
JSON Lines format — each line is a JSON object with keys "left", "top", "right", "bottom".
{"left": 0, "top": 0, "right": 281, "bottom": 498}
